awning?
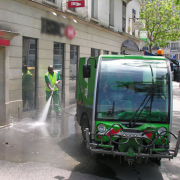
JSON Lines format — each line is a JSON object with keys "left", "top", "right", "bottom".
{"left": 0, "top": 30, "right": 19, "bottom": 46}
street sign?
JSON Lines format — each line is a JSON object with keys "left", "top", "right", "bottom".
{"left": 68, "top": 1, "right": 85, "bottom": 8}
{"left": 140, "top": 31, "right": 147, "bottom": 42}
{"left": 139, "top": 20, "right": 146, "bottom": 31}
{"left": 133, "top": 21, "right": 144, "bottom": 30}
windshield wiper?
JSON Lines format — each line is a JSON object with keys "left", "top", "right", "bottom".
{"left": 128, "top": 90, "right": 152, "bottom": 127}
{"left": 129, "top": 65, "right": 155, "bottom": 128}
{"left": 107, "top": 101, "right": 115, "bottom": 116}
{"left": 149, "top": 65, "right": 155, "bottom": 115}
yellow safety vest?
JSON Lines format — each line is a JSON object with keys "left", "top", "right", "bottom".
{"left": 22, "top": 70, "right": 33, "bottom": 91}
{"left": 45, "top": 71, "right": 58, "bottom": 91}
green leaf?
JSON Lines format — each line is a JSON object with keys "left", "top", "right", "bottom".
{"left": 140, "top": 0, "right": 180, "bottom": 52}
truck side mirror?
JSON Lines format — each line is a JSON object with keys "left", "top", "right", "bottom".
{"left": 174, "top": 68, "right": 180, "bottom": 82}
{"left": 170, "top": 63, "right": 173, "bottom": 71}
{"left": 83, "top": 64, "right": 91, "bottom": 78}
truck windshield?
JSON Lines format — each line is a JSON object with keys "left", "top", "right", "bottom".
{"left": 96, "top": 58, "right": 169, "bottom": 123}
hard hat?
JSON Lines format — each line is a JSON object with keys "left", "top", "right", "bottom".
{"left": 157, "top": 49, "right": 163, "bottom": 56}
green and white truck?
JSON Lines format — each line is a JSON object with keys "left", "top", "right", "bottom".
{"left": 76, "top": 54, "right": 180, "bottom": 165}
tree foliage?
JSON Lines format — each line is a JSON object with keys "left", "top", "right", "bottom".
{"left": 140, "top": 0, "right": 180, "bottom": 53}
{"left": 174, "top": 0, "right": 180, "bottom": 5}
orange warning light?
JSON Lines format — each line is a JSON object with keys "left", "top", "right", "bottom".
{"left": 157, "top": 49, "right": 163, "bottom": 56}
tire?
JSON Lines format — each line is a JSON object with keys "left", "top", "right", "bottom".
{"left": 81, "top": 114, "right": 90, "bottom": 140}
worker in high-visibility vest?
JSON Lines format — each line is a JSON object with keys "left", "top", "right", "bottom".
{"left": 22, "top": 65, "right": 34, "bottom": 109}
{"left": 45, "top": 65, "right": 61, "bottom": 117}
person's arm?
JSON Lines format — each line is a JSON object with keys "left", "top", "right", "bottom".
{"left": 55, "top": 72, "right": 61, "bottom": 85}
{"left": 47, "top": 82, "right": 53, "bottom": 90}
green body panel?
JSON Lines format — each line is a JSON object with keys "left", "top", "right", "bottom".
{"left": 126, "top": 147, "right": 136, "bottom": 157}
{"left": 118, "top": 139, "right": 143, "bottom": 152}
{"left": 95, "top": 121, "right": 169, "bottom": 152}
{"left": 77, "top": 57, "right": 98, "bottom": 107}
{"left": 98, "top": 144, "right": 114, "bottom": 148}
{"left": 101, "top": 55, "right": 166, "bottom": 60}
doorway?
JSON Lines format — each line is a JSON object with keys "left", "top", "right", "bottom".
{"left": 22, "top": 38, "right": 37, "bottom": 111}
{"left": 0, "top": 47, "right": 6, "bottom": 124}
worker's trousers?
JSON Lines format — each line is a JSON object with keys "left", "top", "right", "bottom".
{"left": 46, "top": 90, "right": 60, "bottom": 115}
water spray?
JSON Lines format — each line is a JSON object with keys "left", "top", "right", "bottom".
{"left": 38, "top": 89, "right": 54, "bottom": 122}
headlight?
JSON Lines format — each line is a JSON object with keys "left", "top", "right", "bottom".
{"left": 97, "top": 124, "right": 106, "bottom": 133}
{"left": 158, "top": 127, "right": 167, "bottom": 136}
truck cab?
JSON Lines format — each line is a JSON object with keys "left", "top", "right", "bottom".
{"left": 77, "top": 55, "right": 180, "bottom": 165}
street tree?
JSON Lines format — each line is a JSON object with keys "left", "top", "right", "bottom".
{"left": 174, "top": 0, "right": 180, "bottom": 5}
{"left": 140, "top": 0, "right": 180, "bottom": 53}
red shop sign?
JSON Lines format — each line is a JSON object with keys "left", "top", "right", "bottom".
{"left": 68, "top": 1, "right": 85, "bottom": 8}
{"left": 65, "top": 25, "right": 76, "bottom": 39}
{"left": 0, "top": 39, "right": 10, "bottom": 46}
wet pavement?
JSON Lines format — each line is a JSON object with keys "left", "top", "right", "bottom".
{"left": 0, "top": 82, "right": 180, "bottom": 179}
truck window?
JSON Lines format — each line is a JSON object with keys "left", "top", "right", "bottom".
{"left": 96, "top": 58, "right": 169, "bottom": 123}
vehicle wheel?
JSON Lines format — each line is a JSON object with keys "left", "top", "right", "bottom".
{"left": 81, "top": 114, "right": 89, "bottom": 140}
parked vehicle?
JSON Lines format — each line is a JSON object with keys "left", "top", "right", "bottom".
{"left": 76, "top": 53, "right": 180, "bottom": 166}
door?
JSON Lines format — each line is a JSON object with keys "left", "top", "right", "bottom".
{"left": 0, "top": 47, "right": 6, "bottom": 124}
{"left": 22, "top": 38, "right": 37, "bottom": 111}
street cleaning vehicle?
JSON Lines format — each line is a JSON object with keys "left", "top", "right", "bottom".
{"left": 76, "top": 53, "right": 180, "bottom": 165}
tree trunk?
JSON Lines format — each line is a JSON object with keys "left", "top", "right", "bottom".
{"left": 149, "top": 44, "right": 152, "bottom": 54}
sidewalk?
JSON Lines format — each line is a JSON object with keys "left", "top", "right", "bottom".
{"left": 173, "top": 81, "right": 180, "bottom": 88}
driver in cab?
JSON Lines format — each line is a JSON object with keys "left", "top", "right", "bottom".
{"left": 103, "top": 70, "right": 134, "bottom": 94}
{"left": 101, "top": 70, "right": 135, "bottom": 110}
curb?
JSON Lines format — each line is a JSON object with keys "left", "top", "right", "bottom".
{"left": 160, "top": 162, "right": 172, "bottom": 180}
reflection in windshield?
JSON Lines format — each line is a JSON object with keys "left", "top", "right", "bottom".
{"left": 96, "top": 59, "right": 168, "bottom": 123}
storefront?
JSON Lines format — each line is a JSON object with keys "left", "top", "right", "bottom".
{"left": 0, "top": 0, "right": 141, "bottom": 125}
{"left": 0, "top": 30, "right": 19, "bottom": 125}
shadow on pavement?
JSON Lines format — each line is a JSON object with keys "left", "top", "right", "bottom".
{"left": 58, "top": 133, "right": 166, "bottom": 180}
{"left": 58, "top": 135, "right": 121, "bottom": 180}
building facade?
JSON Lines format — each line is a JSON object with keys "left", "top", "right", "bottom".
{"left": 0, "top": 0, "right": 142, "bottom": 125}
{"left": 161, "top": 40, "right": 180, "bottom": 61}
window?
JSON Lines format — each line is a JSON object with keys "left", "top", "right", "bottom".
{"left": 91, "top": 48, "right": 100, "bottom": 57}
{"left": 53, "top": 42, "right": 64, "bottom": 103}
{"left": 175, "top": 54, "right": 178, "bottom": 60}
{"left": 171, "top": 43, "right": 179, "bottom": 51}
{"left": 69, "top": 45, "right": 78, "bottom": 104}
{"left": 109, "top": 0, "right": 114, "bottom": 27}
{"left": 103, "top": 50, "right": 109, "bottom": 55}
{"left": 92, "top": 0, "right": 98, "bottom": 19}
{"left": 112, "top": 52, "right": 118, "bottom": 55}
{"left": 53, "top": 43, "right": 64, "bottom": 78}
{"left": 96, "top": 58, "right": 169, "bottom": 123}
{"left": 68, "top": 0, "right": 75, "bottom": 12}
{"left": 29, "top": 41, "right": 36, "bottom": 56}
{"left": 132, "top": 9, "right": 136, "bottom": 36}
{"left": 43, "top": 0, "right": 58, "bottom": 6}
{"left": 47, "top": 0, "right": 55, "bottom": 3}
{"left": 165, "top": 44, "right": 169, "bottom": 49}
{"left": 22, "top": 38, "right": 37, "bottom": 110}
{"left": 122, "top": 1, "right": 126, "bottom": 32}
